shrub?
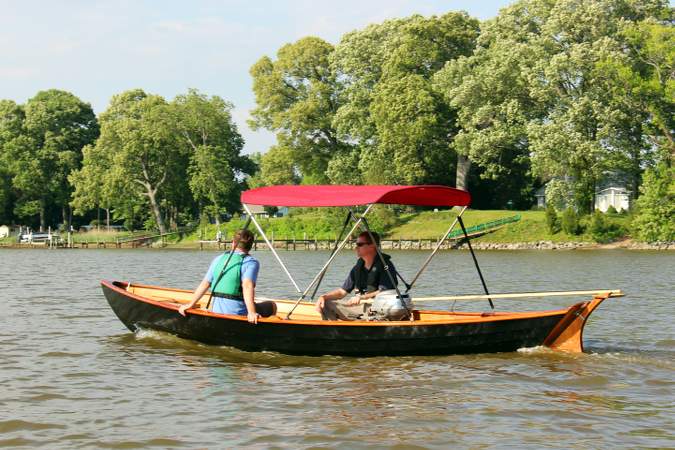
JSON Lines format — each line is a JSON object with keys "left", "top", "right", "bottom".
{"left": 605, "top": 205, "right": 618, "bottom": 215}
{"left": 367, "top": 205, "right": 400, "bottom": 234}
{"left": 589, "top": 211, "right": 625, "bottom": 243}
{"left": 561, "top": 207, "right": 581, "bottom": 235}
{"left": 632, "top": 164, "right": 674, "bottom": 243}
{"left": 545, "top": 205, "right": 561, "bottom": 234}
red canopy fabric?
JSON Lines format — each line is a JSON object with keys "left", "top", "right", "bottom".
{"left": 241, "top": 185, "right": 471, "bottom": 207}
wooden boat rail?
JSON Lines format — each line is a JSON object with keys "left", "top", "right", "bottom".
{"left": 123, "top": 282, "right": 622, "bottom": 325}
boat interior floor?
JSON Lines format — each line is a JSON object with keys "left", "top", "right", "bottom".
{"left": 124, "top": 284, "right": 567, "bottom": 324}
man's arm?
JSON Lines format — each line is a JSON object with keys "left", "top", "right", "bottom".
{"left": 314, "top": 288, "right": 348, "bottom": 312}
{"left": 242, "top": 278, "right": 259, "bottom": 324}
{"left": 344, "top": 289, "right": 380, "bottom": 305}
{"left": 179, "top": 279, "right": 211, "bottom": 316}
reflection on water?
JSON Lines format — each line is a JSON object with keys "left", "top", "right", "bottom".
{"left": 0, "top": 248, "right": 673, "bottom": 448}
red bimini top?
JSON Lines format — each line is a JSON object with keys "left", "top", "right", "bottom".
{"left": 241, "top": 185, "right": 471, "bottom": 207}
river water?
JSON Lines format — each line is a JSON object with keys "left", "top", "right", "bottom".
{"left": 1, "top": 248, "right": 673, "bottom": 448}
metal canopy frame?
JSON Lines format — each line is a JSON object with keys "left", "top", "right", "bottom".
{"left": 241, "top": 202, "right": 492, "bottom": 320}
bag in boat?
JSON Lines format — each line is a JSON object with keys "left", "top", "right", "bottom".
{"left": 368, "top": 290, "right": 413, "bottom": 321}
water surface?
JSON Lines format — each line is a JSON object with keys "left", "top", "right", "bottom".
{"left": 1, "top": 249, "right": 673, "bottom": 448}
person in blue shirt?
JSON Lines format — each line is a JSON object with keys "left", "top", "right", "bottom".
{"left": 178, "top": 229, "right": 276, "bottom": 324}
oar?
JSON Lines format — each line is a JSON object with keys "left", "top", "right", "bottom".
{"left": 383, "top": 289, "right": 624, "bottom": 302}
{"left": 259, "top": 289, "right": 623, "bottom": 304}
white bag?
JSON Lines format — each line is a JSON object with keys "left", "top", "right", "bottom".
{"left": 369, "top": 290, "right": 413, "bottom": 321}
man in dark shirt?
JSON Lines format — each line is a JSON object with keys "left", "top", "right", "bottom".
{"left": 315, "top": 231, "right": 398, "bottom": 320}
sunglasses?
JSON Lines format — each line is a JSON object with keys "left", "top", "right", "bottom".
{"left": 355, "top": 241, "right": 371, "bottom": 247}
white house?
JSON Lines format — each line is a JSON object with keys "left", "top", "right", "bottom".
{"left": 594, "top": 187, "right": 630, "bottom": 212}
{"left": 0, "top": 225, "right": 9, "bottom": 238}
{"left": 534, "top": 186, "right": 546, "bottom": 209}
{"left": 242, "top": 205, "right": 289, "bottom": 218}
{"left": 242, "top": 204, "right": 269, "bottom": 218}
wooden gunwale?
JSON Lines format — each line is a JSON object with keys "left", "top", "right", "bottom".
{"left": 101, "top": 280, "right": 588, "bottom": 327}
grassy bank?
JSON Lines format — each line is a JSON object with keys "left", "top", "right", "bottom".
{"left": 177, "top": 208, "right": 632, "bottom": 245}
{"left": 0, "top": 208, "right": 634, "bottom": 248}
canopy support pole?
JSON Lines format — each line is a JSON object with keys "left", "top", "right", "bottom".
{"left": 206, "top": 216, "right": 251, "bottom": 310}
{"left": 243, "top": 204, "right": 302, "bottom": 294}
{"left": 406, "top": 206, "right": 467, "bottom": 292}
{"left": 309, "top": 210, "right": 354, "bottom": 301}
{"left": 457, "top": 216, "right": 494, "bottom": 310}
{"left": 285, "top": 204, "right": 374, "bottom": 319}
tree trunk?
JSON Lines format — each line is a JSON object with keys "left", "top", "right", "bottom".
{"left": 146, "top": 188, "right": 166, "bottom": 234}
{"left": 39, "top": 198, "right": 46, "bottom": 231}
{"left": 456, "top": 154, "right": 471, "bottom": 191}
{"left": 106, "top": 208, "right": 110, "bottom": 231}
{"left": 62, "top": 206, "right": 71, "bottom": 233}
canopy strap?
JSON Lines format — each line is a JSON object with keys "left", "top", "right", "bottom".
{"left": 206, "top": 217, "right": 251, "bottom": 310}
{"left": 457, "top": 216, "right": 494, "bottom": 310}
{"left": 309, "top": 210, "right": 354, "bottom": 300}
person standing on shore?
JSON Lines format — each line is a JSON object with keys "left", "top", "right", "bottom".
{"left": 178, "top": 229, "right": 276, "bottom": 323}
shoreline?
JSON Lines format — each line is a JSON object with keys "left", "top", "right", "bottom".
{"left": 1, "top": 238, "right": 672, "bottom": 251}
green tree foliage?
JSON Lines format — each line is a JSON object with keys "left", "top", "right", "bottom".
{"left": 545, "top": 204, "right": 561, "bottom": 234}
{"left": 333, "top": 13, "right": 479, "bottom": 185}
{"left": 173, "top": 89, "right": 251, "bottom": 225}
{"left": 0, "top": 100, "right": 24, "bottom": 223}
{"left": 589, "top": 210, "right": 626, "bottom": 243}
{"left": 436, "top": 0, "right": 669, "bottom": 212}
{"left": 561, "top": 207, "right": 581, "bottom": 235}
{"left": 69, "top": 143, "right": 116, "bottom": 229}
{"left": 96, "top": 90, "right": 180, "bottom": 234}
{"left": 606, "top": 21, "right": 673, "bottom": 163}
{"left": 249, "top": 37, "right": 345, "bottom": 182}
{"left": 248, "top": 145, "right": 300, "bottom": 188}
{"left": 632, "top": 163, "right": 674, "bottom": 242}
{"left": 71, "top": 89, "right": 251, "bottom": 232}
{"left": 1, "top": 91, "right": 98, "bottom": 229}
{"left": 434, "top": 20, "right": 543, "bottom": 194}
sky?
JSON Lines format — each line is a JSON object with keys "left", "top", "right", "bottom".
{"left": 0, "top": 0, "right": 514, "bottom": 154}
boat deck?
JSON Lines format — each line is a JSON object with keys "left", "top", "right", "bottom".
{"left": 127, "top": 284, "right": 568, "bottom": 324}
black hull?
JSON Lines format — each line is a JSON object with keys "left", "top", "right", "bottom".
{"left": 102, "top": 282, "right": 569, "bottom": 356}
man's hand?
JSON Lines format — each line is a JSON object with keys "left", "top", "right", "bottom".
{"left": 247, "top": 311, "right": 260, "bottom": 324}
{"left": 315, "top": 295, "right": 326, "bottom": 313}
{"left": 346, "top": 294, "right": 362, "bottom": 306}
{"left": 178, "top": 304, "right": 192, "bottom": 316}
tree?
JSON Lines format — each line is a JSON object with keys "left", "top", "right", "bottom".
{"left": 69, "top": 144, "right": 116, "bottom": 229}
{"left": 434, "top": 38, "right": 542, "bottom": 194}
{"left": 249, "top": 37, "right": 346, "bottom": 182}
{"left": 632, "top": 163, "right": 674, "bottom": 242}
{"left": 0, "top": 100, "right": 25, "bottom": 224}
{"left": 248, "top": 145, "right": 300, "bottom": 188}
{"left": 333, "top": 13, "right": 479, "bottom": 186}
{"left": 84, "top": 89, "right": 181, "bottom": 234}
{"left": 173, "top": 89, "right": 251, "bottom": 225}
{"left": 4, "top": 91, "right": 98, "bottom": 229}
{"left": 435, "top": 0, "right": 669, "bottom": 212}
{"left": 596, "top": 20, "right": 674, "bottom": 174}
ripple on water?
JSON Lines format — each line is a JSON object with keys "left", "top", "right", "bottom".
{"left": 0, "top": 419, "right": 66, "bottom": 433}
{"left": 1, "top": 249, "right": 673, "bottom": 448}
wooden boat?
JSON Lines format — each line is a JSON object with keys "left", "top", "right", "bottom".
{"left": 102, "top": 280, "right": 620, "bottom": 355}
{"left": 102, "top": 185, "right": 623, "bottom": 356}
